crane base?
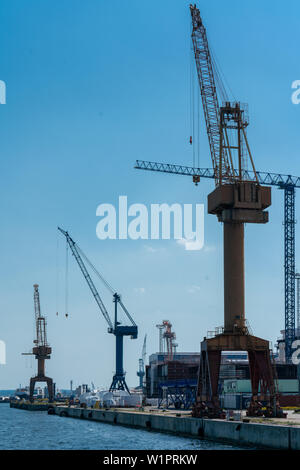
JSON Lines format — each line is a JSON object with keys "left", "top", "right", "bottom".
{"left": 192, "top": 332, "right": 284, "bottom": 419}
{"left": 109, "top": 375, "right": 130, "bottom": 394}
{"left": 29, "top": 375, "right": 54, "bottom": 403}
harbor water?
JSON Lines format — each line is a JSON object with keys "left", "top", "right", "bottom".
{"left": 0, "top": 404, "right": 246, "bottom": 450}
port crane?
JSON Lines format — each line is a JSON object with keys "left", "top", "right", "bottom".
{"left": 137, "top": 334, "right": 147, "bottom": 389}
{"left": 136, "top": 4, "right": 284, "bottom": 417}
{"left": 134, "top": 0, "right": 300, "bottom": 363}
{"left": 22, "top": 284, "right": 54, "bottom": 402}
{"left": 296, "top": 273, "right": 300, "bottom": 331}
{"left": 156, "top": 323, "right": 165, "bottom": 353}
{"left": 58, "top": 227, "right": 138, "bottom": 393}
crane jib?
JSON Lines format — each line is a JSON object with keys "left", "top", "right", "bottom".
{"left": 190, "top": 4, "right": 233, "bottom": 184}
{"left": 57, "top": 227, "right": 137, "bottom": 335}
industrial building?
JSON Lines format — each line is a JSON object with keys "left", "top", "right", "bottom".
{"left": 146, "top": 350, "right": 300, "bottom": 410}
{"left": 146, "top": 352, "right": 199, "bottom": 398}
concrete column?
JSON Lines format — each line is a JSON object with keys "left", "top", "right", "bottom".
{"left": 223, "top": 221, "right": 245, "bottom": 332}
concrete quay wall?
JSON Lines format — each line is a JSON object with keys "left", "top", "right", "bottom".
{"left": 53, "top": 406, "right": 300, "bottom": 450}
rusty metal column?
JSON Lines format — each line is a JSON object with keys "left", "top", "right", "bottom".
{"left": 37, "top": 358, "right": 45, "bottom": 377}
{"left": 223, "top": 221, "right": 245, "bottom": 332}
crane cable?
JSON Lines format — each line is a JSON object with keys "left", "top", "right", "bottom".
{"left": 59, "top": 229, "right": 135, "bottom": 326}
{"left": 65, "top": 240, "right": 69, "bottom": 318}
{"left": 74, "top": 242, "right": 136, "bottom": 327}
{"left": 74, "top": 243, "right": 137, "bottom": 326}
{"left": 209, "top": 41, "right": 236, "bottom": 103}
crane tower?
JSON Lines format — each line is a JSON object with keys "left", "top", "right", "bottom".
{"left": 24, "top": 284, "right": 54, "bottom": 402}
{"left": 191, "top": 4, "right": 281, "bottom": 418}
{"left": 136, "top": 4, "right": 284, "bottom": 418}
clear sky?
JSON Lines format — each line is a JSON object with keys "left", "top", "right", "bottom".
{"left": 0, "top": 0, "right": 299, "bottom": 390}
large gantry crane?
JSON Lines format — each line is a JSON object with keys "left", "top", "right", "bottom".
{"left": 162, "top": 320, "right": 177, "bottom": 361}
{"left": 58, "top": 228, "right": 138, "bottom": 393}
{"left": 23, "top": 284, "right": 54, "bottom": 402}
{"left": 136, "top": 4, "right": 285, "bottom": 417}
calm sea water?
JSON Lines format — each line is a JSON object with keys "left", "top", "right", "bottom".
{"left": 0, "top": 404, "right": 247, "bottom": 450}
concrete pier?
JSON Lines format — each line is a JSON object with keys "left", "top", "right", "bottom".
{"left": 52, "top": 405, "right": 300, "bottom": 450}
{"left": 10, "top": 401, "right": 51, "bottom": 411}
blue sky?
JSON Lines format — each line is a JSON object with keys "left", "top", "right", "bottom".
{"left": 0, "top": 0, "right": 299, "bottom": 389}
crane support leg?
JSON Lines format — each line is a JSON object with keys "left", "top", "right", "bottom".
{"left": 29, "top": 376, "right": 54, "bottom": 403}
{"left": 29, "top": 345, "right": 53, "bottom": 403}
{"left": 116, "top": 334, "right": 124, "bottom": 377}
{"left": 109, "top": 334, "right": 130, "bottom": 394}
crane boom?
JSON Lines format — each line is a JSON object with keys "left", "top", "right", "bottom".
{"left": 190, "top": 4, "right": 233, "bottom": 185}
{"left": 58, "top": 227, "right": 114, "bottom": 331}
{"left": 190, "top": 5, "right": 258, "bottom": 186}
{"left": 118, "top": 299, "right": 137, "bottom": 327}
{"left": 33, "top": 283, "right": 42, "bottom": 344}
{"left": 135, "top": 4, "right": 283, "bottom": 417}
{"left": 33, "top": 284, "right": 47, "bottom": 347}
{"left": 137, "top": 334, "right": 147, "bottom": 388}
{"left": 135, "top": 160, "right": 300, "bottom": 188}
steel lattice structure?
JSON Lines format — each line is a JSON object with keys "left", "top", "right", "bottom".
{"left": 284, "top": 186, "right": 296, "bottom": 361}
{"left": 190, "top": 5, "right": 232, "bottom": 184}
{"left": 135, "top": 160, "right": 300, "bottom": 188}
{"left": 58, "top": 227, "right": 138, "bottom": 393}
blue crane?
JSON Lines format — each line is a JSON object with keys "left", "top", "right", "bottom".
{"left": 135, "top": 160, "right": 299, "bottom": 362}
{"left": 58, "top": 227, "right": 138, "bottom": 393}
